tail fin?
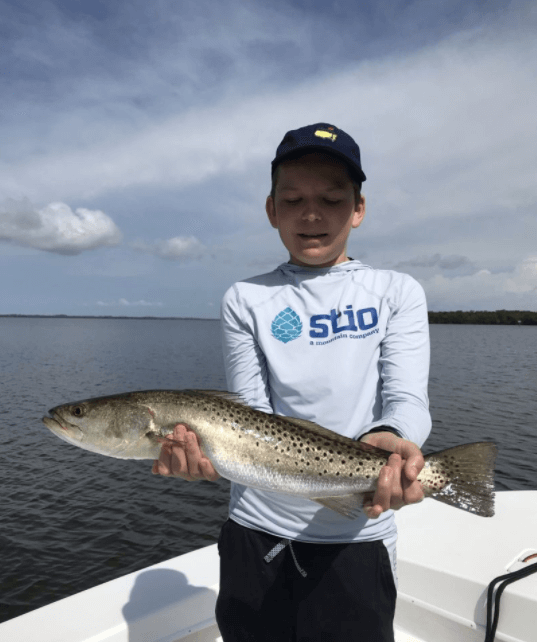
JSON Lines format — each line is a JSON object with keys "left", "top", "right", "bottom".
{"left": 422, "top": 442, "right": 498, "bottom": 517}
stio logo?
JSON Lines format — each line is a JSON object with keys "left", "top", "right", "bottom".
{"left": 309, "top": 306, "right": 378, "bottom": 338}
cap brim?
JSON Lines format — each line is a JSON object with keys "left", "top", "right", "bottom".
{"left": 272, "top": 146, "right": 366, "bottom": 182}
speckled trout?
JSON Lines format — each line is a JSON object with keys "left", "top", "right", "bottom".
{"left": 43, "top": 389, "right": 498, "bottom": 518}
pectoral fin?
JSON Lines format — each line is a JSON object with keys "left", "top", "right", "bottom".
{"left": 312, "top": 494, "right": 365, "bottom": 519}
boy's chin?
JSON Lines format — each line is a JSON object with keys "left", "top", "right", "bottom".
{"left": 289, "top": 251, "right": 346, "bottom": 268}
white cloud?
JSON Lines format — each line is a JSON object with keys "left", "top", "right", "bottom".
{"left": 132, "top": 236, "right": 206, "bottom": 261}
{"left": 2, "top": 1, "right": 536, "bottom": 315}
{"left": 0, "top": 198, "right": 122, "bottom": 254}
{"left": 422, "top": 257, "right": 537, "bottom": 310}
{"left": 1, "top": 15, "right": 535, "bottom": 213}
{"left": 395, "top": 253, "right": 475, "bottom": 271}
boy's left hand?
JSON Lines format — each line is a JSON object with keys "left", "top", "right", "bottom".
{"left": 359, "top": 431, "right": 424, "bottom": 519}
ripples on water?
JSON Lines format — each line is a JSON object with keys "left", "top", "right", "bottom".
{"left": 1, "top": 318, "right": 535, "bottom": 623}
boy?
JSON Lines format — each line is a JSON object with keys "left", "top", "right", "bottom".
{"left": 154, "top": 123, "right": 431, "bottom": 641}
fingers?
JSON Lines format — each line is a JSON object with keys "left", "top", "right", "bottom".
{"left": 399, "top": 444, "right": 424, "bottom": 482}
{"left": 364, "top": 453, "right": 403, "bottom": 519}
{"left": 152, "top": 424, "right": 219, "bottom": 482}
{"left": 400, "top": 448, "right": 425, "bottom": 503}
{"left": 401, "top": 475, "right": 425, "bottom": 505}
{"left": 199, "top": 457, "right": 221, "bottom": 482}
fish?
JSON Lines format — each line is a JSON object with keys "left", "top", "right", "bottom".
{"left": 42, "top": 389, "right": 498, "bottom": 518}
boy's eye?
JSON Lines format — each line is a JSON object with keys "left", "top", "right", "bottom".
{"left": 324, "top": 199, "right": 341, "bottom": 205}
{"left": 285, "top": 199, "right": 301, "bottom": 205}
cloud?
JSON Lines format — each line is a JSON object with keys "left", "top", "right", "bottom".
{"left": 2, "top": 1, "right": 536, "bottom": 316}
{"left": 0, "top": 198, "right": 122, "bottom": 254}
{"left": 395, "top": 253, "right": 475, "bottom": 271}
{"left": 2, "top": 8, "right": 536, "bottom": 236}
{"left": 96, "top": 298, "right": 163, "bottom": 307}
{"left": 132, "top": 236, "right": 206, "bottom": 261}
{"left": 423, "top": 257, "right": 537, "bottom": 310}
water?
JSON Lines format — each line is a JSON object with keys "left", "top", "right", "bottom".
{"left": 0, "top": 319, "right": 536, "bottom": 623}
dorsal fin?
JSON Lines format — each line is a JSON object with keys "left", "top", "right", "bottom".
{"left": 182, "top": 389, "right": 249, "bottom": 406}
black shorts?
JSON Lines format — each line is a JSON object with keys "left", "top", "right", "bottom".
{"left": 215, "top": 519, "right": 397, "bottom": 642}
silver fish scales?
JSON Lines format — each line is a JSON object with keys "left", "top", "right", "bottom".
{"left": 43, "top": 389, "right": 498, "bottom": 518}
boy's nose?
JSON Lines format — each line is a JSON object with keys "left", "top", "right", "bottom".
{"left": 302, "top": 207, "right": 321, "bottom": 221}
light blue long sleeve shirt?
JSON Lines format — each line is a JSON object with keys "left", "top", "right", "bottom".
{"left": 220, "top": 260, "right": 431, "bottom": 543}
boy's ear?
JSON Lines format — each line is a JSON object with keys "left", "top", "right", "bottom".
{"left": 266, "top": 196, "right": 278, "bottom": 229}
{"left": 352, "top": 194, "right": 366, "bottom": 229}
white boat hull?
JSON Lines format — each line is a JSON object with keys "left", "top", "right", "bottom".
{"left": 1, "top": 491, "right": 536, "bottom": 642}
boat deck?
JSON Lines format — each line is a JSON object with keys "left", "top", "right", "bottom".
{"left": 1, "top": 491, "right": 536, "bottom": 642}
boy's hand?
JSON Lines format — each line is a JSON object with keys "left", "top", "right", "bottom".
{"left": 152, "top": 423, "right": 220, "bottom": 482}
{"left": 359, "top": 431, "right": 424, "bottom": 519}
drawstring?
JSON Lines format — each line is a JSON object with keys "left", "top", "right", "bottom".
{"left": 264, "top": 538, "right": 308, "bottom": 578}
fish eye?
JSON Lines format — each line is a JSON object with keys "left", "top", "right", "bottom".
{"left": 72, "top": 406, "right": 84, "bottom": 417}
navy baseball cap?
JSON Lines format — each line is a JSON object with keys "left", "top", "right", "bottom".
{"left": 271, "top": 123, "right": 366, "bottom": 183}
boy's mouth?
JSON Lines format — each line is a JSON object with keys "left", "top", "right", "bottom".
{"left": 298, "top": 233, "right": 327, "bottom": 238}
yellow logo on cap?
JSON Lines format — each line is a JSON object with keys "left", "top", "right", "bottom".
{"left": 315, "top": 130, "right": 337, "bottom": 142}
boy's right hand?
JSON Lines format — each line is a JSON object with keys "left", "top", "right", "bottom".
{"left": 152, "top": 423, "right": 220, "bottom": 482}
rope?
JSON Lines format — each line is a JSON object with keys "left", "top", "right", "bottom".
{"left": 484, "top": 561, "right": 537, "bottom": 642}
{"left": 264, "top": 538, "right": 308, "bottom": 578}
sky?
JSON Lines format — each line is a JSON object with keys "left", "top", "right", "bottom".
{"left": 1, "top": 0, "right": 536, "bottom": 317}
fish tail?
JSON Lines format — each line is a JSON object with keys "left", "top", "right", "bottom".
{"left": 421, "top": 442, "right": 498, "bottom": 517}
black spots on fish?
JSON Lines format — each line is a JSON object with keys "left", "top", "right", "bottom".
{"left": 256, "top": 442, "right": 259, "bottom": 447}
{"left": 341, "top": 460, "right": 346, "bottom": 464}
{"left": 315, "top": 456, "right": 320, "bottom": 461}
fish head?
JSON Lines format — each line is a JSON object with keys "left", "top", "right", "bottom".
{"left": 42, "top": 394, "right": 160, "bottom": 459}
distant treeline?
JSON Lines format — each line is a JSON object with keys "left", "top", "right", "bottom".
{"left": 2, "top": 311, "right": 537, "bottom": 324}
{"left": 428, "top": 310, "right": 537, "bottom": 325}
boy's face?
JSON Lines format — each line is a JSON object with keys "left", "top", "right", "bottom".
{"left": 266, "top": 153, "right": 365, "bottom": 268}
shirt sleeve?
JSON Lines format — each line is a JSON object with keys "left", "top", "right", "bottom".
{"left": 360, "top": 276, "right": 432, "bottom": 447}
{"left": 220, "top": 284, "right": 274, "bottom": 414}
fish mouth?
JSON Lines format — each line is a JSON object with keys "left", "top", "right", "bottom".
{"left": 42, "top": 412, "right": 83, "bottom": 440}
{"left": 43, "top": 415, "right": 62, "bottom": 431}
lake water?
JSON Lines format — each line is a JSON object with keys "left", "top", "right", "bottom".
{"left": 1, "top": 318, "right": 536, "bottom": 623}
